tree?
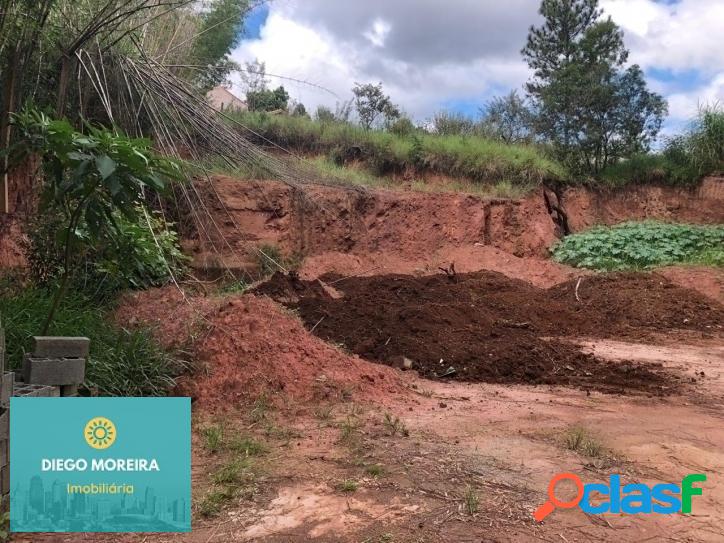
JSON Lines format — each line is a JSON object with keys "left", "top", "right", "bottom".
{"left": 315, "top": 106, "right": 336, "bottom": 123}
{"left": 11, "top": 109, "right": 181, "bottom": 332}
{"left": 240, "top": 59, "right": 269, "bottom": 94}
{"left": 431, "top": 111, "right": 477, "bottom": 136}
{"left": 352, "top": 83, "right": 401, "bottom": 129}
{"left": 191, "top": 0, "right": 249, "bottom": 90}
{"left": 479, "top": 91, "right": 534, "bottom": 143}
{"left": 290, "top": 102, "right": 308, "bottom": 118}
{"left": 522, "top": 0, "right": 667, "bottom": 173}
{"left": 247, "top": 85, "right": 290, "bottom": 112}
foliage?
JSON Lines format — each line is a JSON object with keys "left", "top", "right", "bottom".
{"left": 430, "top": 111, "right": 478, "bottom": 137}
{"left": 600, "top": 104, "right": 724, "bottom": 186}
{"left": 25, "top": 207, "right": 187, "bottom": 297}
{"left": 247, "top": 85, "right": 290, "bottom": 112}
{"left": 227, "top": 111, "right": 565, "bottom": 186}
{"left": 552, "top": 222, "right": 724, "bottom": 270}
{"left": 522, "top": 0, "right": 667, "bottom": 174}
{"left": 352, "top": 82, "right": 401, "bottom": 129}
{"left": 479, "top": 91, "right": 534, "bottom": 144}
{"left": 0, "top": 286, "right": 185, "bottom": 396}
{"left": 11, "top": 109, "right": 181, "bottom": 331}
{"left": 192, "top": 0, "right": 249, "bottom": 90}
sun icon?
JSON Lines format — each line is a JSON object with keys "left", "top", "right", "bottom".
{"left": 84, "top": 417, "right": 117, "bottom": 449}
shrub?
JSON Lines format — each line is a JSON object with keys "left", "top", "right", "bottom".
{"left": 25, "top": 207, "right": 187, "bottom": 299}
{"left": 552, "top": 221, "right": 724, "bottom": 271}
{"left": 0, "top": 287, "right": 185, "bottom": 396}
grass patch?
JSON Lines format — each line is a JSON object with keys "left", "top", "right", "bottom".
{"left": 336, "top": 479, "right": 359, "bottom": 493}
{"left": 255, "top": 244, "right": 302, "bottom": 278}
{"left": 463, "top": 486, "right": 479, "bottom": 516}
{"left": 227, "top": 111, "right": 565, "bottom": 187}
{"left": 0, "top": 286, "right": 184, "bottom": 396}
{"left": 601, "top": 104, "right": 724, "bottom": 186}
{"left": 364, "top": 464, "right": 384, "bottom": 477}
{"left": 382, "top": 413, "right": 409, "bottom": 437}
{"left": 564, "top": 426, "right": 605, "bottom": 458}
{"left": 552, "top": 221, "right": 724, "bottom": 271}
{"left": 196, "top": 421, "right": 268, "bottom": 518}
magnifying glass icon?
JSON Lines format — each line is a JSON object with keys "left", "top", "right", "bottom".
{"left": 533, "top": 473, "right": 584, "bottom": 522}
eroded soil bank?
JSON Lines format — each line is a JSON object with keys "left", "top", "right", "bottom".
{"left": 185, "top": 176, "right": 724, "bottom": 283}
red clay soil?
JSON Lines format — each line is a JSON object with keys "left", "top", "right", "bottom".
{"left": 254, "top": 270, "right": 724, "bottom": 395}
{"left": 115, "top": 287, "right": 404, "bottom": 409}
{"left": 656, "top": 265, "right": 723, "bottom": 305}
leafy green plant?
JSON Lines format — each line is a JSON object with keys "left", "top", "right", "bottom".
{"left": 24, "top": 207, "right": 187, "bottom": 299}
{"left": 11, "top": 108, "right": 181, "bottom": 332}
{"left": 0, "top": 287, "right": 184, "bottom": 396}
{"left": 552, "top": 222, "right": 724, "bottom": 271}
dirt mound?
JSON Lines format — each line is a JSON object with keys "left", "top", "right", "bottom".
{"left": 549, "top": 272, "right": 724, "bottom": 337}
{"left": 115, "top": 287, "right": 404, "bottom": 408}
{"left": 656, "top": 266, "right": 723, "bottom": 304}
{"left": 253, "top": 270, "right": 722, "bottom": 394}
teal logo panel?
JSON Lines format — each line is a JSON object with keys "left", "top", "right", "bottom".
{"left": 10, "top": 397, "right": 191, "bottom": 532}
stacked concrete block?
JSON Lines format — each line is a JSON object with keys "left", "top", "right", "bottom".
{"left": 22, "top": 336, "right": 88, "bottom": 396}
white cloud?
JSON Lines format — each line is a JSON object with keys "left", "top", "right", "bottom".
{"left": 230, "top": 0, "right": 724, "bottom": 126}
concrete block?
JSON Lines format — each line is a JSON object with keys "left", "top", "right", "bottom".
{"left": 1, "top": 465, "right": 8, "bottom": 495}
{"left": 0, "top": 372, "right": 12, "bottom": 408}
{"left": 32, "top": 336, "right": 90, "bottom": 359}
{"left": 60, "top": 384, "right": 79, "bottom": 397}
{"left": 12, "top": 383, "right": 60, "bottom": 398}
{"left": 0, "top": 410, "right": 6, "bottom": 440}
{"left": 23, "top": 355, "right": 85, "bottom": 386}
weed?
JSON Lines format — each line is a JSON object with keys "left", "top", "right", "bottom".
{"left": 227, "top": 435, "right": 267, "bottom": 457}
{"left": 383, "top": 413, "right": 409, "bottom": 437}
{"left": 198, "top": 487, "right": 235, "bottom": 518}
{"left": 463, "top": 486, "right": 479, "bottom": 515}
{"left": 201, "top": 424, "right": 224, "bottom": 454}
{"left": 314, "top": 405, "right": 334, "bottom": 421}
{"left": 365, "top": 464, "right": 384, "bottom": 477}
{"left": 337, "top": 479, "right": 359, "bottom": 493}
{"left": 211, "top": 458, "right": 248, "bottom": 485}
{"left": 564, "top": 426, "right": 605, "bottom": 458}
{"left": 0, "top": 288, "right": 186, "bottom": 396}
{"left": 255, "top": 244, "right": 303, "bottom": 278}
{"left": 339, "top": 416, "right": 361, "bottom": 445}
{"left": 250, "top": 393, "right": 271, "bottom": 423}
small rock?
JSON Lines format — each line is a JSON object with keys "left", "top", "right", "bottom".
{"left": 439, "top": 402, "right": 447, "bottom": 408}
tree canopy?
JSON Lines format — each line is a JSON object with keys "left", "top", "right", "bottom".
{"left": 522, "top": 0, "right": 667, "bottom": 173}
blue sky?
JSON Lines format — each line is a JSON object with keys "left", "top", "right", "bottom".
{"left": 231, "top": 0, "right": 724, "bottom": 140}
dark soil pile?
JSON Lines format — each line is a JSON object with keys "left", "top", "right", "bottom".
{"left": 254, "top": 271, "right": 724, "bottom": 394}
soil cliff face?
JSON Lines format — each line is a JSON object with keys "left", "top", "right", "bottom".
{"left": 187, "top": 176, "right": 724, "bottom": 277}
{"left": 562, "top": 176, "right": 724, "bottom": 231}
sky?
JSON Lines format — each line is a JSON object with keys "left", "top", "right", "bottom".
{"left": 231, "top": 0, "right": 724, "bottom": 138}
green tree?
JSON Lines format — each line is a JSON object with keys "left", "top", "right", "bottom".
{"left": 479, "top": 91, "right": 534, "bottom": 143}
{"left": 11, "top": 109, "right": 181, "bottom": 332}
{"left": 522, "top": 0, "right": 667, "bottom": 173}
{"left": 192, "top": 0, "right": 250, "bottom": 90}
{"left": 352, "top": 83, "right": 400, "bottom": 129}
{"left": 247, "top": 86, "right": 290, "bottom": 112}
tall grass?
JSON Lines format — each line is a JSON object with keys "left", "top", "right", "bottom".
{"left": 0, "top": 284, "right": 186, "bottom": 396}
{"left": 227, "top": 111, "right": 565, "bottom": 187}
{"left": 601, "top": 104, "right": 724, "bottom": 186}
